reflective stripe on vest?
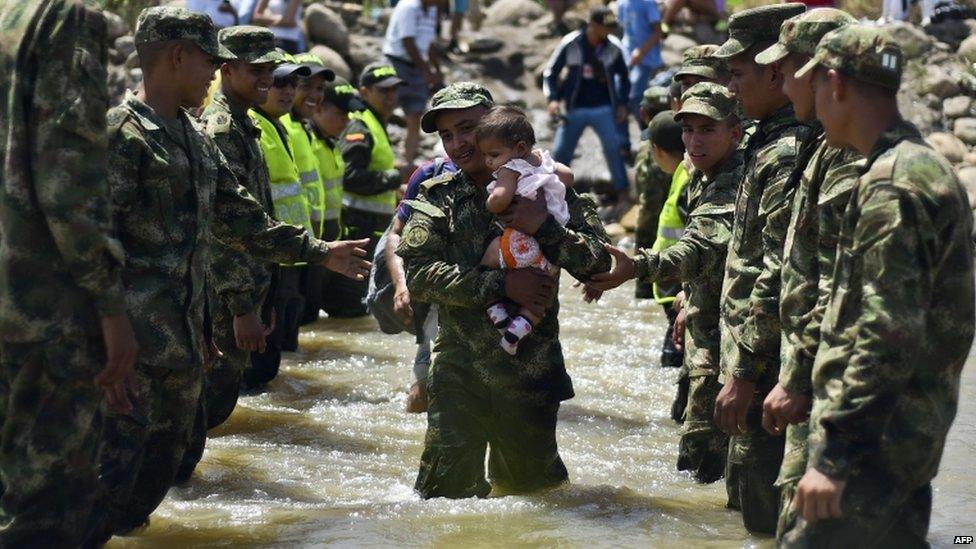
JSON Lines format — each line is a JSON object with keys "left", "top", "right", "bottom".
{"left": 310, "top": 135, "right": 344, "bottom": 226}
{"left": 652, "top": 163, "right": 691, "bottom": 305}
{"left": 282, "top": 113, "right": 326, "bottom": 235}
{"left": 345, "top": 108, "right": 397, "bottom": 216}
{"left": 271, "top": 182, "right": 303, "bottom": 201}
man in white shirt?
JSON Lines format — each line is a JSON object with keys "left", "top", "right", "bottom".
{"left": 382, "top": 0, "right": 445, "bottom": 165}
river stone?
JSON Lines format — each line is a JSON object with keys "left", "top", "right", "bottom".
{"left": 885, "top": 22, "right": 933, "bottom": 59}
{"left": 103, "top": 10, "right": 128, "bottom": 42}
{"left": 305, "top": 3, "right": 350, "bottom": 55}
{"left": 944, "top": 96, "right": 973, "bottom": 119}
{"left": 484, "top": 0, "right": 545, "bottom": 26}
{"left": 953, "top": 118, "right": 976, "bottom": 146}
{"left": 957, "top": 167, "right": 976, "bottom": 207}
{"left": 663, "top": 34, "right": 698, "bottom": 56}
{"left": 309, "top": 44, "right": 352, "bottom": 81}
{"left": 920, "top": 66, "right": 961, "bottom": 98}
{"left": 124, "top": 50, "right": 140, "bottom": 71}
{"left": 959, "top": 35, "right": 976, "bottom": 64}
{"left": 926, "top": 132, "right": 967, "bottom": 163}
{"left": 965, "top": 151, "right": 976, "bottom": 167}
{"left": 114, "top": 35, "right": 135, "bottom": 60}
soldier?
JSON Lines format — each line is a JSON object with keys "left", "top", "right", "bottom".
{"left": 633, "top": 86, "right": 672, "bottom": 301}
{"left": 397, "top": 82, "right": 611, "bottom": 498}
{"left": 332, "top": 62, "right": 408, "bottom": 318}
{"left": 0, "top": 1, "right": 139, "bottom": 545}
{"left": 749, "top": 8, "right": 862, "bottom": 541}
{"left": 784, "top": 25, "right": 974, "bottom": 545}
{"left": 87, "top": 7, "right": 369, "bottom": 543}
{"left": 589, "top": 84, "right": 744, "bottom": 486}
{"left": 710, "top": 2, "right": 808, "bottom": 534}
{"left": 176, "top": 25, "right": 288, "bottom": 484}
{"left": 673, "top": 44, "right": 731, "bottom": 94}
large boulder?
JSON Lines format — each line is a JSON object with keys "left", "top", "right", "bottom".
{"left": 926, "top": 132, "right": 968, "bottom": 163}
{"left": 919, "top": 65, "right": 961, "bottom": 98}
{"left": 310, "top": 44, "right": 352, "bottom": 81}
{"left": 114, "top": 36, "right": 135, "bottom": 60}
{"left": 944, "top": 96, "right": 973, "bottom": 119}
{"left": 953, "top": 117, "right": 976, "bottom": 146}
{"left": 663, "top": 33, "right": 698, "bottom": 56}
{"left": 959, "top": 35, "right": 976, "bottom": 64}
{"left": 305, "top": 4, "right": 350, "bottom": 55}
{"left": 484, "top": 0, "right": 545, "bottom": 26}
{"left": 103, "top": 10, "right": 128, "bottom": 42}
{"left": 885, "top": 22, "right": 933, "bottom": 59}
{"left": 957, "top": 166, "right": 976, "bottom": 207}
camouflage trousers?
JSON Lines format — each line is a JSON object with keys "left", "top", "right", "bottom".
{"left": 88, "top": 363, "right": 201, "bottom": 540}
{"left": 0, "top": 337, "right": 104, "bottom": 547}
{"left": 781, "top": 469, "right": 932, "bottom": 548}
{"left": 676, "top": 374, "right": 728, "bottom": 484}
{"left": 415, "top": 360, "right": 569, "bottom": 499}
{"left": 725, "top": 387, "right": 785, "bottom": 535}
{"left": 775, "top": 421, "right": 809, "bottom": 542}
{"left": 634, "top": 180, "right": 666, "bottom": 300}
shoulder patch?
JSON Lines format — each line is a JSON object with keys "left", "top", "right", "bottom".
{"left": 206, "top": 113, "right": 232, "bottom": 135}
{"left": 420, "top": 171, "right": 457, "bottom": 190}
{"left": 403, "top": 223, "right": 431, "bottom": 248}
{"left": 401, "top": 199, "right": 445, "bottom": 219}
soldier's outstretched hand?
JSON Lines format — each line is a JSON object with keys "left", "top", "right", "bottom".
{"left": 96, "top": 314, "right": 140, "bottom": 415}
{"left": 588, "top": 244, "right": 635, "bottom": 291}
{"left": 323, "top": 238, "right": 372, "bottom": 281}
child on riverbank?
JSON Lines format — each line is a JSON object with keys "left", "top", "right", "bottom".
{"left": 476, "top": 106, "right": 573, "bottom": 355}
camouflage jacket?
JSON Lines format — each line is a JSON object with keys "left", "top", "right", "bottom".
{"left": 635, "top": 151, "right": 743, "bottom": 377}
{"left": 339, "top": 110, "right": 400, "bottom": 196}
{"left": 0, "top": 0, "right": 127, "bottom": 343}
{"left": 809, "top": 120, "right": 974, "bottom": 486}
{"left": 107, "top": 93, "right": 329, "bottom": 369}
{"left": 720, "top": 104, "right": 808, "bottom": 385}
{"left": 778, "top": 128, "right": 863, "bottom": 395}
{"left": 396, "top": 170, "right": 611, "bottom": 405}
{"left": 634, "top": 141, "right": 670, "bottom": 247}
{"left": 202, "top": 90, "right": 277, "bottom": 317}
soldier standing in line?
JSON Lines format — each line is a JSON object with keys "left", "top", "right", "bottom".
{"left": 86, "top": 7, "right": 370, "bottom": 543}
{"left": 589, "top": 85, "right": 745, "bottom": 486}
{"left": 0, "top": 1, "right": 139, "bottom": 545}
{"left": 748, "top": 8, "right": 862, "bottom": 541}
{"left": 175, "top": 25, "right": 289, "bottom": 483}
{"left": 330, "top": 62, "right": 409, "bottom": 318}
{"left": 709, "top": 2, "right": 809, "bottom": 534}
{"left": 633, "top": 86, "right": 672, "bottom": 302}
{"left": 784, "top": 25, "right": 974, "bottom": 546}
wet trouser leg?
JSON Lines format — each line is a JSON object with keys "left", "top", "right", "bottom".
{"left": 245, "top": 268, "right": 302, "bottom": 388}
{"left": 725, "top": 387, "right": 785, "bottom": 535}
{"left": 676, "top": 373, "right": 727, "bottom": 484}
{"left": 89, "top": 364, "right": 202, "bottom": 540}
{"left": 301, "top": 264, "right": 325, "bottom": 326}
{"left": 415, "top": 359, "right": 568, "bottom": 499}
{"left": 781, "top": 470, "right": 932, "bottom": 549}
{"left": 0, "top": 338, "right": 104, "bottom": 547}
{"left": 322, "top": 210, "right": 388, "bottom": 318}
{"left": 775, "top": 420, "right": 810, "bottom": 542}
{"left": 660, "top": 306, "right": 683, "bottom": 368}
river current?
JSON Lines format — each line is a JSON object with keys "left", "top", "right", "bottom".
{"left": 110, "top": 278, "right": 975, "bottom": 548}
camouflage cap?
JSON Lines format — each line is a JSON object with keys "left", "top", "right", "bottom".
{"left": 755, "top": 8, "right": 857, "bottom": 65}
{"left": 713, "top": 3, "right": 806, "bottom": 59}
{"left": 293, "top": 52, "right": 336, "bottom": 80}
{"left": 641, "top": 86, "right": 670, "bottom": 113}
{"left": 420, "top": 82, "right": 495, "bottom": 133}
{"left": 218, "top": 25, "right": 285, "bottom": 64}
{"left": 675, "top": 82, "right": 739, "bottom": 122}
{"left": 135, "top": 6, "right": 235, "bottom": 61}
{"left": 674, "top": 44, "right": 729, "bottom": 81}
{"left": 794, "top": 24, "right": 903, "bottom": 90}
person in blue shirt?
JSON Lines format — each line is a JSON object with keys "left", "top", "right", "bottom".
{"left": 617, "top": 0, "right": 663, "bottom": 157}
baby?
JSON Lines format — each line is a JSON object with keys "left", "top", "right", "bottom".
{"left": 475, "top": 105, "right": 573, "bottom": 355}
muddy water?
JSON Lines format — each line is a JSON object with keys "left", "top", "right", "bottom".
{"left": 111, "top": 278, "right": 975, "bottom": 548}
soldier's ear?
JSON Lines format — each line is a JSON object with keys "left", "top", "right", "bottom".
{"left": 826, "top": 68, "right": 847, "bottom": 103}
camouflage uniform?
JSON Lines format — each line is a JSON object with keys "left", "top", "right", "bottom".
{"left": 672, "top": 44, "right": 730, "bottom": 87}
{"left": 0, "top": 3, "right": 125, "bottom": 543}
{"left": 712, "top": 3, "right": 808, "bottom": 534}
{"left": 179, "top": 27, "right": 288, "bottom": 483}
{"left": 397, "top": 84, "right": 611, "bottom": 499}
{"left": 637, "top": 85, "right": 744, "bottom": 484}
{"left": 90, "top": 8, "right": 331, "bottom": 540}
{"left": 782, "top": 26, "right": 975, "bottom": 547}
{"left": 634, "top": 86, "right": 672, "bottom": 301}
{"left": 752, "top": 10, "right": 861, "bottom": 540}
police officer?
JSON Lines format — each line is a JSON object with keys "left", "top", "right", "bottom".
{"left": 710, "top": 3, "right": 808, "bottom": 534}
{"left": 784, "top": 24, "right": 974, "bottom": 546}
{"left": 87, "top": 7, "right": 369, "bottom": 542}
{"left": 0, "top": 1, "right": 138, "bottom": 544}
{"left": 750, "top": 9, "right": 862, "bottom": 540}
{"left": 333, "top": 62, "right": 408, "bottom": 317}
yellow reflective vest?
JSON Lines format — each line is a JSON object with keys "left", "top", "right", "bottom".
{"left": 344, "top": 108, "right": 396, "bottom": 216}
{"left": 652, "top": 162, "right": 690, "bottom": 305}
{"left": 311, "top": 133, "right": 344, "bottom": 225}
{"left": 281, "top": 113, "right": 326, "bottom": 236}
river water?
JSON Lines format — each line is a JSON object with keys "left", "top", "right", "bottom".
{"left": 110, "top": 278, "right": 975, "bottom": 548}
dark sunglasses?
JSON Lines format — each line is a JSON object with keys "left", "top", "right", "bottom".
{"left": 273, "top": 77, "right": 298, "bottom": 88}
